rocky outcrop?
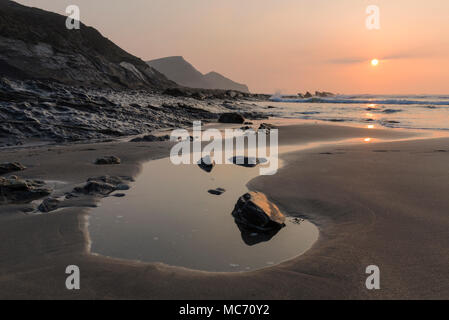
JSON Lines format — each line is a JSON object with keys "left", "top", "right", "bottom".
{"left": 232, "top": 192, "right": 286, "bottom": 232}
{"left": 218, "top": 113, "right": 245, "bottom": 124}
{"left": 0, "top": 176, "right": 52, "bottom": 203}
{"left": 0, "top": 162, "right": 25, "bottom": 175}
{"left": 0, "top": 0, "right": 175, "bottom": 90}
{"left": 95, "top": 156, "right": 121, "bottom": 165}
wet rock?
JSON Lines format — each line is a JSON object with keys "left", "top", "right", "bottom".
{"left": 112, "top": 193, "right": 126, "bottom": 198}
{"left": 232, "top": 192, "right": 286, "bottom": 231}
{"left": 218, "top": 112, "right": 245, "bottom": 124}
{"left": 130, "top": 135, "right": 170, "bottom": 142}
{"left": 234, "top": 221, "right": 282, "bottom": 246}
{"left": 304, "top": 91, "right": 313, "bottom": 98}
{"left": 74, "top": 176, "right": 130, "bottom": 196}
{"left": 0, "top": 177, "right": 52, "bottom": 203}
{"left": 208, "top": 188, "right": 226, "bottom": 196}
{"left": 38, "top": 197, "right": 61, "bottom": 213}
{"left": 198, "top": 156, "right": 216, "bottom": 173}
{"left": 0, "top": 162, "right": 26, "bottom": 175}
{"left": 95, "top": 156, "right": 121, "bottom": 165}
{"left": 230, "top": 156, "right": 267, "bottom": 168}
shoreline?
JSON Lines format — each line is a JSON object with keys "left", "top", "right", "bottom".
{"left": 1, "top": 120, "right": 449, "bottom": 299}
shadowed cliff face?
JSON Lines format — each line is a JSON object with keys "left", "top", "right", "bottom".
{"left": 0, "top": 0, "right": 176, "bottom": 90}
{"left": 148, "top": 56, "right": 250, "bottom": 93}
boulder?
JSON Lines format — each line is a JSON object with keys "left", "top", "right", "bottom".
{"left": 38, "top": 197, "right": 61, "bottom": 213}
{"left": 0, "top": 176, "right": 52, "bottom": 203}
{"left": 95, "top": 156, "right": 121, "bottom": 165}
{"left": 218, "top": 113, "right": 245, "bottom": 124}
{"left": 198, "top": 156, "right": 216, "bottom": 173}
{"left": 0, "top": 162, "right": 26, "bottom": 175}
{"left": 232, "top": 192, "right": 286, "bottom": 231}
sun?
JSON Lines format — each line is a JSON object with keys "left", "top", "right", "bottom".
{"left": 371, "top": 59, "right": 379, "bottom": 67}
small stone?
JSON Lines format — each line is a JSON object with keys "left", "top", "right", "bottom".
{"left": 0, "top": 162, "right": 26, "bottom": 175}
{"left": 95, "top": 156, "right": 121, "bottom": 165}
{"left": 38, "top": 197, "right": 61, "bottom": 213}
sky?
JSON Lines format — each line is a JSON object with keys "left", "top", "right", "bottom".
{"left": 15, "top": 0, "right": 449, "bottom": 94}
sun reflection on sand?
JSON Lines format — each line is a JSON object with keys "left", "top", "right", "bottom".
{"left": 364, "top": 138, "right": 372, "bottom": 142}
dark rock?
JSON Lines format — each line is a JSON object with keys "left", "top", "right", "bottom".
{"left": 74, "top": 176, "right": 130, "bottom": 196}
{"left": 0, "top": 177, "right": 52, "bottom": 203}
{"left": 208, "top": 188, "right": 226, "bottom": 196}
{"left": 95, "top": 156, "right": 121, "bottom": 165}
{"left": 130, "top": 135, "right": 170, "bottom": 142}
{"left": 230, "top": 156, "right": 267, "bottom": 168}
{"left": 112, "top": 193, "right": 126, "bottom": 197}
{"left": 198, "top": 156, "right": 216, "bottom": 173}
{"left": 38, "top": 197, "right": 61, "bottom": 212}
{"left": 218, "top": 113, "right": 245, "bottom": 124}
{"left": 234, "top": 221, "right": 282, "bottom": 246}
{"left": 0, "top": 162, "right": 26, "bottom": 175}
{"left": 304, "top": 91, "right": 313, "bottom": 98}
{"left": 232, "top": 192, "right": 286, "bottom": 232}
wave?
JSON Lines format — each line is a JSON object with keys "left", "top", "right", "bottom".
{"left": 270, "top": 97, "right": 449, "bottom": 106}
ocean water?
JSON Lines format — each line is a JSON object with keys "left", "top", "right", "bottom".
{"left": 257, "top": 95, "right": 449, "bottom": 131}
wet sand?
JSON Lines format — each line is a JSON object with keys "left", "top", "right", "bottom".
{"left": 1, "top": 122, "right": 449, "bottom": 299}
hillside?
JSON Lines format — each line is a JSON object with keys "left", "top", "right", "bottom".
{"left": 0, "top": 0, "right": 175, "bottom": 89}
{"left": 147, "top": 56, "right": 249, "bottom": 93}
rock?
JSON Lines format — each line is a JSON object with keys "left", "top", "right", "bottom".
{"left": 74, "top": 181, "right": 117, "bottom": 196}
{"left": 232, "top": 192, "right": 286, "bottom": 231}
{"left": 244, "top": 121, "right": 253, "bottom": 125}
{"left": 218, "top": 113, "right": 245, "bottom": 124}
{"left": 304, "top": 91, "right": 313, "bottom": 98}
{"left": 230, "top": 156, "right": 267, "bottom": 168}
{"left": 130, "top": 135, "right": 170, "bottom": 142}
{"left": 198, "top": 156, "right": 216, "bottom": 173}
{"left": 208, "top": 188, "right": 226, "bottom": 196}
{"left": 74, "top": 176, "right": 130, "bottom": 196}
{"left": 95, "top": 156, "right": 121, "bottom": 165}
{"left": 234, "top": 221, "right": 282, "bottom": 246}
{"left": 0, "top": 162, "right": 26, "bottom": 175}
{"left": 112, "top": 193, "right": 126, "bottom": 197}
{"left": 0, "top": 177, "right": 52, "bottom": 203}
{"left": 38, "top": 197, "right": 61, "bottom": 212}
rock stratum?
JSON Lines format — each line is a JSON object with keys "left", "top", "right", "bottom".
{"left": 0, "top": 0, "right": 175, "bottom": 90}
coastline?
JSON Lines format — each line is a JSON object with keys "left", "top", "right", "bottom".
{"left": 1, "top": 120, "right": 449, "bottom": 299}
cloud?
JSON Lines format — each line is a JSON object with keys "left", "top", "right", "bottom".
{"left": 327, "top": 57, "right": 366, "bottom": 64}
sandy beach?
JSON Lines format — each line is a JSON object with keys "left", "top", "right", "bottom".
{"left": 1, "top": 121, "right": 448, "bottom": 299}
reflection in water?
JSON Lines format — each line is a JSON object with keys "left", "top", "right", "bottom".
{"left": 88, "top": 157, "right": 318, "bottom": 272}
{"left": 234, "top": 219, "right": 283, "bottom": 246}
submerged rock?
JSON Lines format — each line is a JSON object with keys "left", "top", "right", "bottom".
{"left": 95, "top": 156, "right": 121, "bottom": 165}
{"left": 198, "top": 156, "right": 216, "bottom": 173}
{"left": 232, "top": 192, "right": 286, "bottom": 232}
{"left": 0, "top": 176, "right": 52, "bottom": 203}
{"left": 218, "top": 112, "right": 245, "bottom": 124}
{"left": 0, "top": 162, "right": 26, "bottom": 175}
{"left": 38, "top": 197, "right": 61, "bottom": 213}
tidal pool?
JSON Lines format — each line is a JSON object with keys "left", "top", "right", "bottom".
{"left": 88, "top": 157, "right": 319, "bottom": 272}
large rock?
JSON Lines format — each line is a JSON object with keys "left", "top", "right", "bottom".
{"left": 0, "top": 162, "right": 26, "bottom": 175}
{"left": 0, "top": 176, "right": 52, "bottom": 203}
{"left": 232, "top": 192, "right": 286, "bottom": 231}
{"left": 218, "top": 113, "right": 245, "bottom": 124}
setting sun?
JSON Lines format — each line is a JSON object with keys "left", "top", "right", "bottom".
{"left": 371, "top": 59, "right": 379, "bottom": 67}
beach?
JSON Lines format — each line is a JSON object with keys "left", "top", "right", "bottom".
{"left": 1, "top": 121, "right": 448, "bottom": 299}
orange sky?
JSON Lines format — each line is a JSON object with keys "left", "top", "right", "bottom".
{"left": 16, "top": 0, "right": 449, "bottom": 94}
